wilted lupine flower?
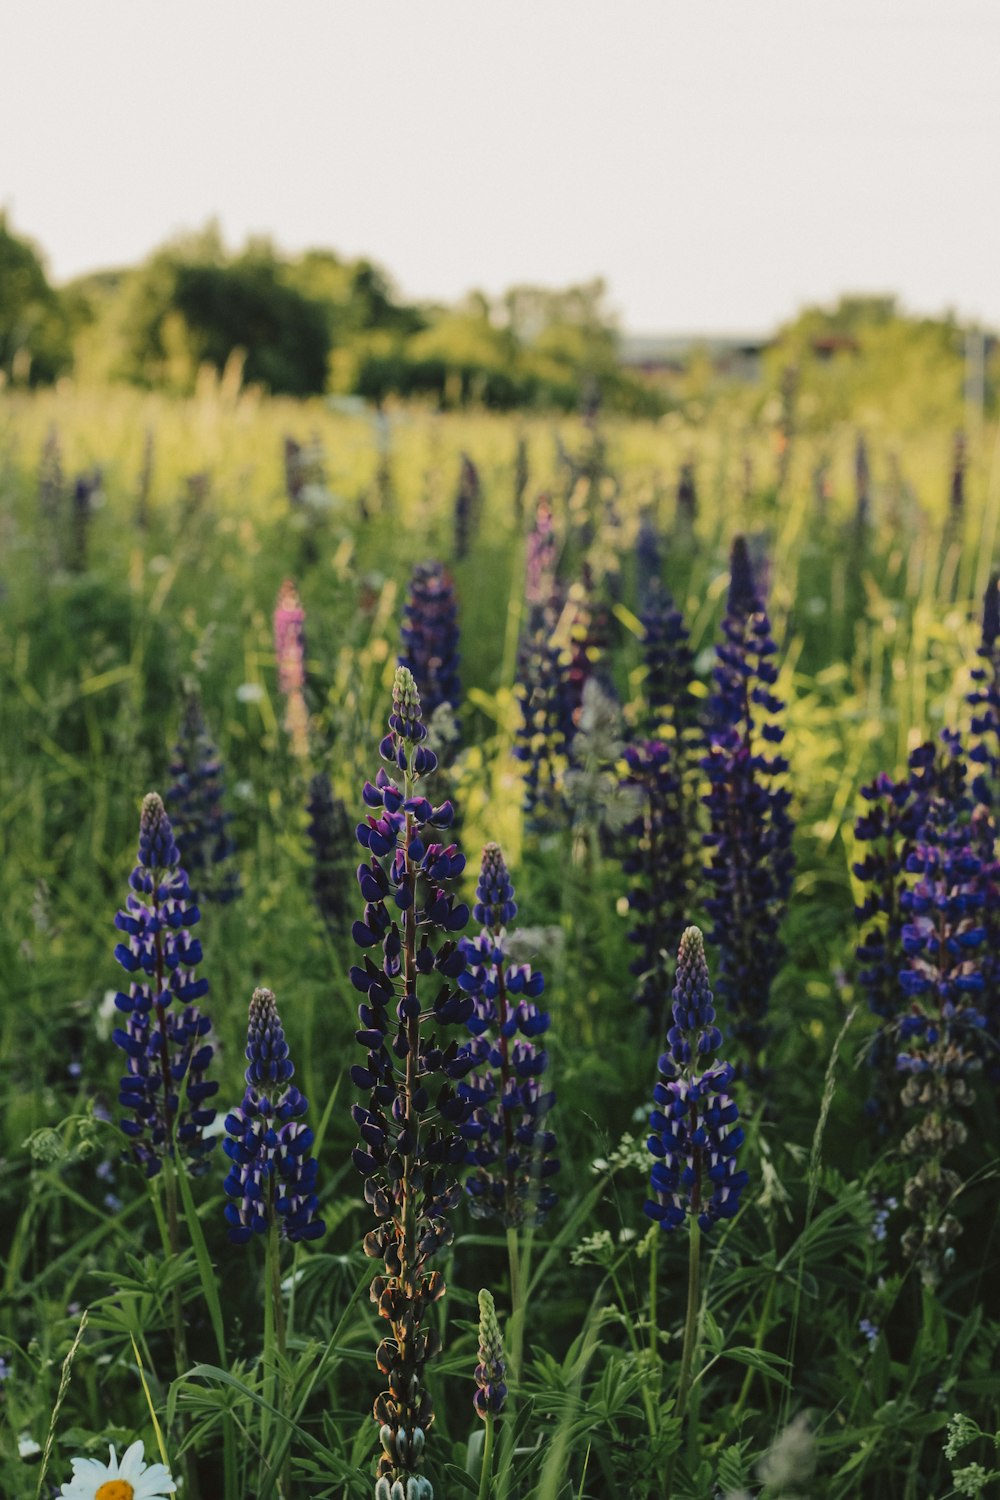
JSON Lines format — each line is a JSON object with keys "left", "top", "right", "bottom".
{"left": 622, "top": 740, "right": 692, "bottom": 1034}
{"left": 222, "top": 987, "right": 324, "bottom": 1245}
{"left": 459, "top": 843, "right": 558, "bottom": 1226}
{"left": 514, "top": 616, "right": 571, "bottom": 832}
{"left": 474, "top": 1288, "right": 508, "bottom": 1420}
{"left": 398, "top": 561, "right": 462, "bottom": 738}
{"left": 644, "top": 927, "right": 747, "bottom": 1231}
{"left": 454, "top": 452, "right": 482, "bottom": 561}
{"left": 968, "top": 576, "right": 1000, "bottom": 805}
{"left": 896, "top": 734, "right": 992, "bottom": 1286}
{"left": 274, "top": 578, "right": 310, "bottom": 759}
{"left": 112, "top": 794, "right": 216, "bottom": 1177}
{"left": 701, "top": 537, "right": 794, "bottom": 1066}
{"left": 350, "top": 666, "right": 476, "bottom": 1500}
{"left": 306, "top": 771, "right": 354, "bottom": 934}
{"left": 167, "top": 688, "right": 240, "bottom": 905}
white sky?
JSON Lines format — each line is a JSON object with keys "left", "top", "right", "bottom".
{"left": 4, "top": 0, "right": 999, "bottom": 333}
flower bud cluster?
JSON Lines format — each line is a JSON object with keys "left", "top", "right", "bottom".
{"left": 112, "top": 793, "right": 216, "bottom": 1177}
{"left": 645, "top": 928, "right": 747, "bottom": 1232}
{"left": 222, "top": 987, "right": 324, "bottom": 1244}
{"left": 168, "top": 688, "right": 240, "bottom": 905}
{"left": 474, "top": 1288, "right": 508, "bottom": 1420}
{"left": 701, "top": 538, "right": 794, "bottom": 1064}
{"left": 459, "top": 844, "right": 558, "bottom": 1227}
{"left": 350, "top": 667, "right": 477, "bottom": 1498}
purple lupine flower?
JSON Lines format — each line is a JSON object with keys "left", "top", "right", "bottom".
{"left": 112, "top": 793, "right": 216, "bottom": 1177}
{"left": 622, "top": 741, "right": 693, "bottom": 1034}
{"left": 968, "top": 576, "right": 1000, "bottom": 805}
{"left": 459, "top": 843, "right": 558, "bottom": 1226}
{"left": 645, "top": 926, "right": 748, "bottom": 1232}
{"left": 70, "top": 470, "right": 101, "bottom": 573}
{"left": 635, "top": 510, "right": 662, "bottom": 607}
{"left": 305, "top": 771, "right": 353, "bottom": 935}
{"left": 167, "top": 688, "right": 240, "bottom": 905}
{"left": 398, "top": 560, "right": 462, "bottom": 734}
{"left": 349, "top": 665, "right": 477, "bottom": 1497}
{"left": 222, "top": 987, "right": 324, "bottom": 1245}
{"left": 641, "top": 578, "right": 697, "bottom": 738}
{"left": 514, "top": 613, "right": 571, "bottom": 832}
{"left": 474, "top": 1288, "right": 508, "bottom": 1420}
{"left": 454, "top": 451, "right": 482, "bottom": 561}
{"left": 701, "top": 537, "right": 794, "bottom": 1067}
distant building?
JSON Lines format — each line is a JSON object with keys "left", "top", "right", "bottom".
{"left": 618, "top": 332, "right": 772, "bottom": 385}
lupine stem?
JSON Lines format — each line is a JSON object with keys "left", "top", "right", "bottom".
{"left": 477, "top": 1412, "right": 495, "bottom": 1500}
{"left": 676, "top": 1219, "right": 701, "bottom": 1440}
{"left": 262, "top": 1207, "right": 281, "bottom": 1496}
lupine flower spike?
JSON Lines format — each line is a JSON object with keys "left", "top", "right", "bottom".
{"left": 460, "top": 843, "right": 559, "bottom": 1226}
{"left": 701, "top": 537, "right": 794, "bottom": 1071}
{"left": 454, "top": 452, "right": 482, "bottom": 560}
{"left": 514, "top": 617, "right": 571, "bottom": 832}
{"left": 168, "top": 688, "right": 240, "bottom": 905}
{"left": 350, "top": 666, "right": 477, "bottom": 1500}
{"left": 274, "top": 578, "right": 310, "bottom": 759}
{"left": 644, "top": 927, "right": 748, "bottom": 1233}
{"left": 399, "top": 561, "right": 462, "bottom": 748}
{"left": 306, "top": 771, "right": 354, "bottom": 934}
{"left": 112, "top": 793, "right": 216, "bottom": 1177}
{"left": 474, "top": 1287, "right": 508, "bottom": 1420}
{"left": 969, "top": 576, "right": 1000, "bottom": 805}
{"left": 222, "top": 987, "right": 324, "bottom": 1244}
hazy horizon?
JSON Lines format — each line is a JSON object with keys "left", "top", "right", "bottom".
{"left": 6, "top": 0, "right": 998, "bottom": 334}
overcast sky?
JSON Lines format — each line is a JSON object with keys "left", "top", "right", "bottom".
{"left": 5, "top": 0, "right": 998, "bottom": 333}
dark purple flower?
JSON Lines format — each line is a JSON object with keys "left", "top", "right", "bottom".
{"left": 167, "top": 688, "right": 240, "bottom": 905}
{"left": 350, "top": 666, "right": 476, "bottom": 1495}
{"left": 222, "top": 987, "right": 324, "bottom": 1245}
{"left": 459, "top": 843, "right": 558, "bottom": 1227}
{"left": 112, "top": 793, "right": 216, "bottom": 1177}
{"left": 398, "top": 560, "right": 462, "bottom": 734}
{"left": 641, "top": 579, "right": 698, "bottom": 740}
{"left": 644, "top": 927, "right": 747, "bottom": 1232}
{"left": 454, "top": 452, "right": 482, "bottom": 560}
{"left": 700, "top": 538, "right": 794, "bottom": 1065}
{"left": 305, "top": 771, "right": 353, "bottom": 934}
{"left": 514, "top": 614, "right": 571, "bottom": 832}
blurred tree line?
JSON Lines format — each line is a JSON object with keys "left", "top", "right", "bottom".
{"left": 0, "top": 215, "right": 995, "bottom": 423}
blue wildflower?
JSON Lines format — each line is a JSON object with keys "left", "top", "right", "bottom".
{"left": 222, "top": 987, "right": 324, "bottom": 1245}
{"left": 399, "top": 560, "right": 462, "bottom": 737}
{"left": 167, "top": 688, "right": 240, "bottom": 905}
{"left": 645, "top": 926, "right": 748, "bottom": 1232}
{"left": 459, "top": 843, "right": 558, "bottom": 1227}
{"left": 111, "top": 793, "right": 216, "bottom": 1178}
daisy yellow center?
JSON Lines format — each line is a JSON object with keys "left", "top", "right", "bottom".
{"left": 95, "top": 1483, "right": 134, "bottom": 1500}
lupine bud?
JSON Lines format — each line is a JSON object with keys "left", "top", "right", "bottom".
{"left": 168, "top": 688, "right": 240, "bottom": 905}
{"left": 460, "top": 844, "right": 558, "bottom": 1227}
{"left": 701, "top": 538, "right": 794, "bottom": 1069}
{"left": 222, "top": 988, "right": 324, "bottom": 1245}
{"left": 351, "top": 665, "right": 475, "bottom": 1497}
{"left": 645, "top": 927, "right": 747, "bottom": 1232}
{"left": 474, "top": 1288, "right": 508, "bottom": 1419}
{"left": 112, "top": 793, "right": 216, "bottom": 1177}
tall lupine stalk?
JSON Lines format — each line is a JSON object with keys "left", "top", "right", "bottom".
{"left": 70, "top": 470, "right": 100, "bottom": 573}
{"left": 635, "top": 510, "right": 662, "bottom": 607}
{"left": 223, "top": 986, "right": 324, "bottom": 1495}
{"left": 454, "top": 452, "right": 482, "bottom": 561}
{"left": 513, "top": 617, "right": 570, "bottom": 833}
{"left": 622, "top": 741, "right": 691, "bottom": 1035}
{"left": 350, "top": 667, "right": 476, "bottom": 1500}
{"left": 969, "top": 576, "right": 1000, "bottom": 805}
{"left": 168, "top": 688, "right": 240, "bottom": 906}
{"left": 676, "top": 461, "right": 697, "bottom": 528}
{"left": 645, "top": 927, "right": 747, "bottom": 1459}
{"left": 399, "top": 561, "right": 462, "bottom": 744}
{"left": 512, "top": 432, "right": 529, "bottom": 526}
{"left": 306, "top": 771, "right": 354, "bottom": 935}
{"left": 896, "top": 735, "right": 992, "bottom": 1287}
{"left": 474, "top": 1288, "right": 508, "bottom": 1500}
{"left": 112, "top": 793, "right": 215, "bottom": 1500}
{"left": 701, "top": 538, "right": 794, "bottom": 1070}
{"left": 274, "top": 578, "right": 310, "bottom": 760}
{"left": 459, "top": 844, "right": 558, "bottom": 1340}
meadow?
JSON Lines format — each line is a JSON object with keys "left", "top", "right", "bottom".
{"left": 1, "top": 373, "right": 998, "bottom": 1500}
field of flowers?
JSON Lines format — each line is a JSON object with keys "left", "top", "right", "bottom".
{"left": 1, "top": 379, "right": 998, "bottom": 1499}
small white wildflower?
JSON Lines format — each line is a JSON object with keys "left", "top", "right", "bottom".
{"left": 235, "top": 683, "right": 265, "bottom": 704}
{"left": 18, "top": 1434, "right": 41, "bottom": 1459}
{"left": 95, "top": 990, "right": 119, "bottom": 1041}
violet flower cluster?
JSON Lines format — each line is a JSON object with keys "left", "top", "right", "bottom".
{"left": 167, "top": 688, "right": 240, "bottom": 905}
{"left": 644, "top": 926, "right": 748, "bottom": 1232}
{"left": 513, "top": 620, "right": 571, "bottom": 832}
{"left": 112, "top": 793, "right": 216, "bottom": 1177}
{"left": 459, "top": 843, "right": 558, "bottom": 1227}
{"left": 454, "top": 452, "right": 482, "bottom": 561}
{"left": 398, "top": 560, "right": 462, "bottom": 736}
{"left": 305, "top": 771, "right": 354, "bottom": 934}
{"left": 701, "top": 537, "right": 794, "bottom": 1065}
{"left": 350, "top": 666, "right": 476, "bottom": 1500}
{"left": 222, "top": 987, "right": 324, "bottom": 1245}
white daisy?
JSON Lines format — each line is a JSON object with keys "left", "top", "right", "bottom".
{"left": 58, "top": 1440, "right": 176, "bottom": 1500}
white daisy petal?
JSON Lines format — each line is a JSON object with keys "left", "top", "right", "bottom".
{"left": 118, "top": 1440, "right": 147, "bottom": 1478}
